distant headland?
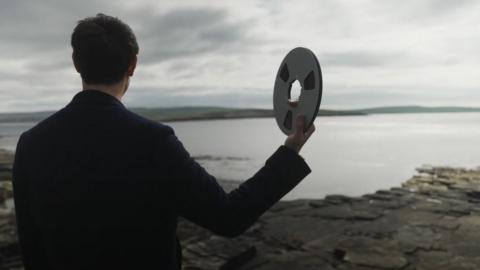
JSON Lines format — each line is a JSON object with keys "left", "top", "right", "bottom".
{"left": 1, "top": 105, "right": 480, "bottom": 123}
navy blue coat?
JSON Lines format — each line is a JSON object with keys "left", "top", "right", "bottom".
{"left": 12, "top": 90, "right": 311, "bottom": 269}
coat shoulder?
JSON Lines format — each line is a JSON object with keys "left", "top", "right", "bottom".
{"left": 123, "top": 109, "right": 175, "bottom": 137}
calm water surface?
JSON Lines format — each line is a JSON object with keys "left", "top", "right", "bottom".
{"left": 2, "top": 113, "right": 480, "bottom": 200}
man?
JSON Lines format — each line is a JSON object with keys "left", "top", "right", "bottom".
{"left": 12, "top": 13, "right": 315, "bottom": 269}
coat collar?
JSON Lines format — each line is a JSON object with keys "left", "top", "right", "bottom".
{"left": 66, "top": 89, "right": 126, "bottom": 109}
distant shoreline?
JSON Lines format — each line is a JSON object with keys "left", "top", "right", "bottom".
{"left": 2, "top": 105, "right": 480, "bottom": 123}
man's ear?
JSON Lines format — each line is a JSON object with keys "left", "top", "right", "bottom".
{"left": 127, "top": 55, "right": 137, "bottom": 77}
{"left": 72, "top": 52, "right": 80, "bottom": 73}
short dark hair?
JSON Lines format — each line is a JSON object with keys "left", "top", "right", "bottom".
{"left": 71, "top": 13, "right": 139, "bottom": 85}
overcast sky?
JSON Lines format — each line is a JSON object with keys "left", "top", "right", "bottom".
{"left": 1, "top": 0, "right": 479, "bottom": 112}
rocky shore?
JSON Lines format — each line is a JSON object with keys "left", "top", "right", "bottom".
{"left": 0, "top": 149, "right": 19, "bottom": 270}
{"left": 1, "top": 149, "right": 480, "bottom": 269}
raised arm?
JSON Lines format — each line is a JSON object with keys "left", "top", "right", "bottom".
{"left": 160, "top": 115, "right": 314, "bottom": 237}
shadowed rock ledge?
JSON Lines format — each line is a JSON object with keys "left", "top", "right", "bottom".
{"left": 180, "top": 165, "right": 480, "bottom": 270}
{"left": 1, "top": 149, "right": 480, "bottom": 269}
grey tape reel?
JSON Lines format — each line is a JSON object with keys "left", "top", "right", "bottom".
{"left": 273, "top": 47, "right": 323, "bottom": 135}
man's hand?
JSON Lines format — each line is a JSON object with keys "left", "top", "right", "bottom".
{"left": 284, "top": 113, "right": 315, "bottom": 154}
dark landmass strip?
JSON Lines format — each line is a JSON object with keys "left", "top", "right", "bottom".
{"left": 2, "top": 149, "right": 480, "bottom": 269}
{"left": 0, "top": 107, "right": 365, "bottom": 123}
{"left": 350, "top": 105, "right": 480, "bottom": 115}
{"left": 192, "top": 155, "right": 250, "bottom": 161}
{"left": 2, "top": 105, "right": 480, "bottom": 123}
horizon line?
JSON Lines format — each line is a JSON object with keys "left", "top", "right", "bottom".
{"left": 2, "top": 104, "right": 480, "bottom": 115}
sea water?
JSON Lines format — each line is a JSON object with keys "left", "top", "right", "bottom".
{"left": 2, "top": 113, "right": 480, "bottom": 200}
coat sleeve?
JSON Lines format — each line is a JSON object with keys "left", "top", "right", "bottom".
{"left": 159, "top": 131, "right": 311, "bottom": 238}
{"left": 12, "top": 133, "right": 48, "bottom": 269}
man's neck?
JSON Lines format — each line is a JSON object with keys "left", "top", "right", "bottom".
{"left": 82, "top": 79, "right": 127, "bottom": 101}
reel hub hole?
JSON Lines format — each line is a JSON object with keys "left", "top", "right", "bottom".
{"left": 289, "top": 80, "right": 302, "bottom": 103}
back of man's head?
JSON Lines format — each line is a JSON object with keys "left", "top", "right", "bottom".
{"left": 71, "top": 13, "right": 139, "bottom": 85}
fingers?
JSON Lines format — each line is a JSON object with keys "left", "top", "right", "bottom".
{"left": 284, "top": 115, "right": 315, "bottom": 154}
{"left": 295, "top": 114, "right": 305, "bottom": 137}
{"left": 304, "top": 124, "right": 315, "bottom": 140}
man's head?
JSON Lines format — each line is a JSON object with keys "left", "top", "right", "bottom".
{"left": 71, "top": 13, "right": 139, "bottom": 87}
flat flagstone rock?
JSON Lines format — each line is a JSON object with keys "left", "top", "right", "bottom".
{"left": 333, "top": 237, "right": 408, "bottom": 269}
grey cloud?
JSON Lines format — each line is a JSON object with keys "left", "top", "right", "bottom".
{"left": 424, "top": 0, "right": 477, "bottom": 15}
{"left": 373, "top": 0, "right": 480, "bottom": 24}
{"left": 132, "top": 7, "right": 253, "bottom": 63}
{"left": 123, "top": 86, "right": 271, "bottom": 108}
{"left": 320, "top": 49, "right": 458, "bottom": 68}
{"left": 320, "top": 51, "right": 407, "bottom": 67}
{"left": 0, "top": 86, "right": 75, "bottom": 113}
{"left": 26, "top": 58, "right": 72, "bottom": 72}
{"left": 1, "top": 0, "right": 479, "bottom": 112}
{"left": 324, "top": 83, "right": 480, "bottom": 109}
{"left": 0, "top": 2, "right": 260, "bottom": 112}
{"left": 0, "top": 0, "right": 114, "bottom": 57}
{"left": 0, "top": 0, "right": 121, "bottom": 82}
